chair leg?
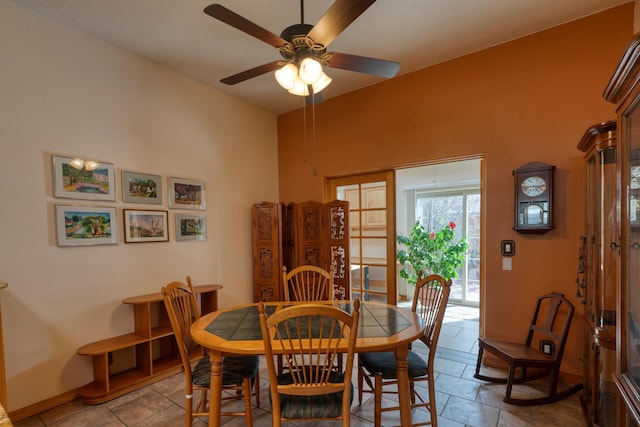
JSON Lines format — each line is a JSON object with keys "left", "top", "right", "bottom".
{"left": 243, "top": 377, "right": 254, "bottom": 427}
{"left": 428, "top": 372, "right": 438, "bottom": 427}
{"left": 474, "top": 343, "right": 484, "bottom": 377}
{"left": 410, "top": 382, "right": 416, "bottom": 405}
{"left": 548, "top": 368, "right": 560, "bottom": 398}
{"left": 358, "top": 363, "right": 364, "bottom": 405}
{"left": 374, "top": 373, "right": 383, "bottom": 427}
{"left": 505, "top": 364, "right": 517, "bottom": 401}
{"left": 185, "top": 394, "right": 193, "bottom": 427}
{"left": 277, "top": 354, "right": 283, "bottom": 375}
{"left": 254, "top": 372, "right": 260, "bottom": 408}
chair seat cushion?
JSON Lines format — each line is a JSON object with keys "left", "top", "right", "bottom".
{"left": 360, "top": 351, "right": 428, "bottom": 379}
{"left": 274, "top": 369, "right": 353, "bottom": 419}
{"left": 192, "top": 355, "right": 260, "bottom": 387}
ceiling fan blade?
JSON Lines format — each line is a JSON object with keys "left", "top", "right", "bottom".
{"left": 327, "top": 52, "right": 400, "bottom": 78}
{"left": 307, "top": 0, "right": 376, "bottom": 48}
{"left": 220, "top": 61, "right": 282, "bottom": 85}
{"left": 204, "top": 4, "right": 287, "bottom": 48}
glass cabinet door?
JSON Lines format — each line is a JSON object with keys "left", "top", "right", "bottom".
{"left": 619, "top": 95, "right": 640, "bottom": 425}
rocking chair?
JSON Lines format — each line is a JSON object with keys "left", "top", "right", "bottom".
{"left": 474, "top": 291, "right": 583, "bottom": 406}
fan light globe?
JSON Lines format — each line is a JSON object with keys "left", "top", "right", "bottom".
{"left": 288, "top": 77, "right": 310, "bottom": 96}
{"left": 311, "top": 72, "right": 332, "bottom": 94}
{"left": 275, "top": 63, "right": 298, "bottom": 90}
{"left": 298, "top": 57, "right": 323, "bottom": 85}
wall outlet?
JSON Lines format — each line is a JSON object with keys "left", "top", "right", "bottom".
{"left": 540, "top": 340, "right": 555, "bottom": 355}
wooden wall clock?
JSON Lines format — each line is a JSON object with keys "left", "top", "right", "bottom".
{"left": 513, "top": 162, "right": 555, "bottom": 234}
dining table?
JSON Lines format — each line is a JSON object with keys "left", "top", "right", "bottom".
{"left": 190, "top": 300, "right": 426, "bottom": 427}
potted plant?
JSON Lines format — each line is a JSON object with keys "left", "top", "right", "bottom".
{"left": 397, "top": 221, "right": 468, "bottom": 285}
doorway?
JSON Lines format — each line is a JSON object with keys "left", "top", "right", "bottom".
{"left": 326, "top": 158, "right": 482, "bottom": 307}
{"left": 396, "top": 159, "right": 481, "bottom": 306}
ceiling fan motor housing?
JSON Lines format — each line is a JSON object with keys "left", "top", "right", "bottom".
{"left": 279, "top": 24, "right": 328, "bottom": 64}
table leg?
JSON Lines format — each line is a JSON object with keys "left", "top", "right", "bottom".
{"left": 395, "top": 346, "right": 412, "bottom": 427}
{"left": 208, "top": 351, "right": 223, "bottom": 427}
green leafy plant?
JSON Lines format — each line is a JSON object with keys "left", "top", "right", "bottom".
{"left": 397, "top": 221, "right": 468, "bottom": 285}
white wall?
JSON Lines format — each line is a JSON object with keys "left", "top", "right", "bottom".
{"left": 0, "top": 0, "right": 279, "bottom": 411}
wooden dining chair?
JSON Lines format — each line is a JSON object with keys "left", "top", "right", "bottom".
{"left": 258, "top": 300, "right": 360, "bottom": 427}
{"left": 162, "top": 278, "right": 260, "bottom": 426}
{"left": 280, "top": 265, "right": 342, "bottom": 372}
{"left": 474, "top": 291, "right": 583, "bottom": 405}
{"left": 282, "top": 265, "right": 335, "bottom": 302}
{"left": 358, "top": 274, "right": 451, "bottom": 427}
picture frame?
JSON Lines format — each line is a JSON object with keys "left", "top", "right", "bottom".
{"left": 56, "top": 205, "right": 118, "bottom": 246}
{"left": 168, "top": 177, "right": 206, "bottom": 210}
{"left": 53, "top": 155, "right": 116, "bottom": 201}
{"left": 122, "top": 170, "right": 163, "bottom": 205}
{"left": 123, "top": 209, "right": 169, "bottom": 243}
{"left": 175, "top": 214, "right": 207, "bottom": 241}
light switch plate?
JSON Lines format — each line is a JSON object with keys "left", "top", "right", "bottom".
{"left": 502, "top": 257, "right": 512, "bottom": 270}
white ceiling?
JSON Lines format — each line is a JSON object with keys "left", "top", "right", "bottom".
{"left": 10, "top": 0, "right": 630, "bottom": 115}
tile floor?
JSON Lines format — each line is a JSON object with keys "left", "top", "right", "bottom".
{"left": 14, "top": 304, "right": 586, "bottom": 426}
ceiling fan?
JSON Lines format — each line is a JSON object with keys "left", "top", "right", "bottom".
{"left": 204, "top": 0, "right": 400, "bottom": 103}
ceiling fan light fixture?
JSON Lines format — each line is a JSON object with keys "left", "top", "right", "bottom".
{"left": 298, "top": 57, "right": 323, "bottom": 85}
{"left": 311, "top": 72, "right": 332, "bottom": 94}
{"left": 288, "top": 77, "right": 310, "bottom": 96}
{"left": 275, "top": 63, "right": 299, "bottom": 90}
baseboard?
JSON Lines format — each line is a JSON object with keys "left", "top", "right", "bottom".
{"left": 8, "top": 388, "right": 81, "bottom": 422}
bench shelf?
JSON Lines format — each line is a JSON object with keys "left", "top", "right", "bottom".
{"left": 77, "top": 284, "right": 221, "bottom": 404}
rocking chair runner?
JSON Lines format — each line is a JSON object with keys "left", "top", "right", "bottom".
{"left": 473, "top": 291, "right": 583, "bottom": 406}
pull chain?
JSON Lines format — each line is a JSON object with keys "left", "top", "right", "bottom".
{"left": 302, "top": 95, "right": 308, "bottom": 165}
{"left": 312, "top": 93, "right": 317, "bottom": 177}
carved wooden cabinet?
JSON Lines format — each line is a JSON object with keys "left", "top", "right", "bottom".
{"left": 578, "top": 120, "right": 618, "bottom": 427}
{"left": 604, "top": 33, "right": 640, "bottom": 426}
{"left": 251, "top": 200, "right": 350, "bottom": 302}
{"left": 251, "top": 201, "right": 284, "bottom": 302}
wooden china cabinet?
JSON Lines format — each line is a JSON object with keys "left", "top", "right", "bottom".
{"left": 578, "top": 120, "right": 618, "bottom": 427}
{"left": 604, "top": 33, "right": 640, "bottom": 426}
{"left": 251, "top": 200, "right": 350, "bottom": 302}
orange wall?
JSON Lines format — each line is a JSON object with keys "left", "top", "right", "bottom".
{"left": 277, "top": 4, "right": 634, "bottom": 376}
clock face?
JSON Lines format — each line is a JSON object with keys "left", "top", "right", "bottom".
{"left": 521, "top": 176, "right": 546, "bottom": 197}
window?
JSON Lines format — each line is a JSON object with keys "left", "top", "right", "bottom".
{"left": 413, "top": 189, "right": 480, "bottom": 304}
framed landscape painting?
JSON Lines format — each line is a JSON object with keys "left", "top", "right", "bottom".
{"left": 122, "top": 171, "right": 163, "bottom": 205}
{"left": 53, "top": 155, "right": 116, "bottom": 201}
{"left": 175, "top": 214, "right": 207, "bottom": 241}
{"left": 123, "top": 210, "right": 169, "bottom": 243}
{"left": 56, "top": 205, "right": 118, "bottom": 246}
{"left": 168, "top": 177, "right": 205, "bottom": 210}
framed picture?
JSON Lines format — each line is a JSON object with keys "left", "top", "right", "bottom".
{"left": 123, "top": 209, "right": 169, "bottom": 243}
{"left": 122, "top": 170, "right": 163, "bottom": 205}
{"left": 168, "top": 177, "right": 205, "bottom": 210}
{"left": 56, "top": 205, "right": 118, "bottom": 246}
{"left": 175, "top": 214, "right": 207, "bottom": 241}
{"left": 53, "top": 155, "right": 116, "bottom": 201}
